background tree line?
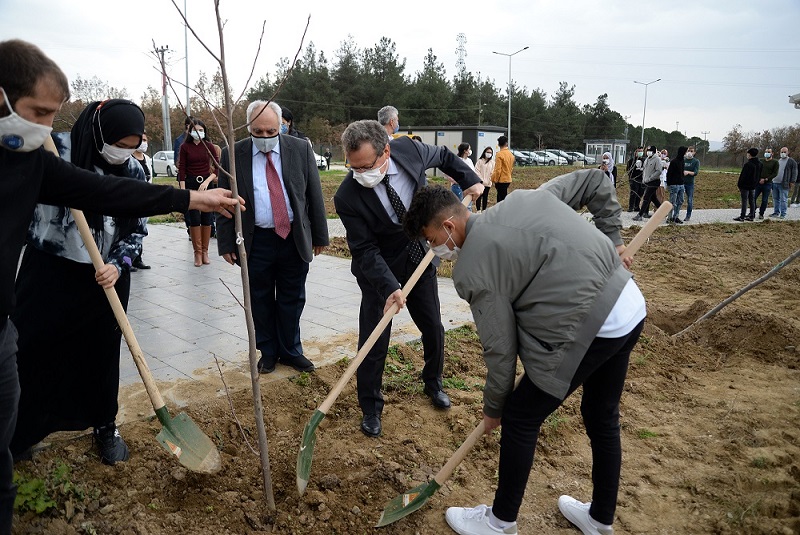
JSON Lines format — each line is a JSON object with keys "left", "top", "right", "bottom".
{"left": 54, "top": 36, "right": 797, "bottom": 163}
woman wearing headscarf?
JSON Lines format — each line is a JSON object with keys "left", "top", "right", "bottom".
{"left": 599, "top": 151, "right": 617, "bottom": 187}
{"left": 10, "top": 99, "right": 147, "bottom": 465}
{"left": 178, "top": 118, "right": 219, "bottom": 266}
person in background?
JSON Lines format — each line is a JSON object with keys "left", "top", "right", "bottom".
{"left": 446, "top": 143, "right": 477, "bottom": 210}
{"left": 280, "top": 106, "right": 310, "bottom": 144}
{"left": 378, "top": 105, "right": 400, "bottom": 140}
{"left": 681, "top": 146, "right": 699, "bottom": 221}
{"left": 11, "top": 99, "right": 150, "bottom": 468}
{"left": 174, "top": 116, "right": 196, "bottom": 238}
{"left": 474, "top": 146, "right": 494, "bottom": 213}
{"left": 323, "top": 147, "right": 332, "bottom": 170}
{"left": 666, "top": 146, "right": 687, "bottom": 224}
{"left": 178, "top": 118, "right": 219, "bottom": 267}
{"left": 491, "top": 135, "right": 514, "bottom": 203}
{"left": 791, "top": 147, "right": 800, "bottom": 207}
{"left": 734, "top": 148, "right": 762, "bottom": 222}
{"left": 626, "top": 147, "right": 645, "bottom": 213}
{"left": 770, "top": 146, "right": 797, "bottom": 219}
{"left": 403, "top": 172, "right": 644, "bottom": 535}
{"left": 131, "top": 132, "right": 152, "bottom": 270}
{"left": 756, "top": 148, "right": 778, "bottom": 219}
{"left": 599, "top": 151, "right": 616, "bottom": 187}
{"left": 632, "top": 146, "right": 663, "bottom": 222}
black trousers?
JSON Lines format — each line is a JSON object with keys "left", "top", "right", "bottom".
{"left": 248, "top": 227, "right": 309, "bottom": 360}
{"left": 739, "top": 188, "right": 756, "bottom": 217}
{"left": 492, "top": 320, "right": 645, "bottom": 526}
{"left": 628, "top": 180, "right": 644, "bottom": 211}
{"left": 638, "top": 183, "right": 662, "bottom": 216}
{"left": 0, "top": 320, "right": 19, "bottom": 535}
{"left": 495, "top": 183, "right": 510, "bottom": 202}
{"left": 356, "top": 262, "right": 444, "bottom": 415}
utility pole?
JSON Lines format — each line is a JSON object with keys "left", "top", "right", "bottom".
{"left": 634, "top": 79, "right": 660, "bottom": 147}
{"left": 701, "top": 130, "right": 710, "bottom": 159}
{"left": 156, "top": 45, "right": 173, "bottom": 151}
{"left": 676, "top": 121, "right": 679, "bottom": 133}
{"left": 493, "top": 46, "right": 529, "bottom": 147}
{"left": 184, "top": 0, "right": 190, "bottom": 116}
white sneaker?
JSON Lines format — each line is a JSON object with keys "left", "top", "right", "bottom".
{"left": 558, "top": 495, "right": 614, "bottom": 535}
{"left": 445, "top": 504, "right": 518, "bottom": 535}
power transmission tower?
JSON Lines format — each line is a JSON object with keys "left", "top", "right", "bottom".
{"left": 156, "top": 45, "right": 173, "bottom": 151}
{"left": 455, "top": 33, "right": 467, "bottom": 73}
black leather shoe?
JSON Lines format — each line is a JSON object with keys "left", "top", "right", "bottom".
{"left": 360, "top": 414, "right": 381, "bottom": 437}
{"left": 280, "top": 355, "right": 315, "bottom": 373}
{"left": 423, "top": 385, "right": 451, "bottom": 409}
{"left": 133, "top": 257, "right": 151, "bottom": 269}
{"left": 257, "top": 355, "right": 277, "bottom": 374}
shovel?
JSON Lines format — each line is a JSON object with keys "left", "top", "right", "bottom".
{"left": 43, "top": 137, "right": 221, "bottom": 474}
{"left": 296, "top": 194, "right": 474, "bottom": 495}
{"left": 376, "top": 200, "right": 673, "bottom": 527}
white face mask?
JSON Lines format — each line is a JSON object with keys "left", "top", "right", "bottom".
{"left": 602, "top": 159, "right": 610, "bottom": 164}
{"left": 686, "top": 152, "right": 694, "bottom": 158}
{"left": 352, "top": 158, "right": 388, "bottom": 188}
{"left": 190, "top": 130, "right": 205, "bottom": 140}
{"left": 485, "top": 152, "right": 493, "bottom": 159}
{"left": 0, "top": 87, "right": 53, "bottom": 152}
{"left": 765, "top": 152, "right": 771, "bottom": 158}
{"left": 252, "top": 134, "right": 278, "bottom": 154}
{"left": 139, "top": 141, "right": 148, "bottom": 153}
{"left": 646, "top": 151, "right": 653, "bottom": 157}
{"left": 101, "top": 143, "right": 136, "bottom": 165}
{"left": 430, "top": 218, "right": 460, "bottom": 261}
{"left": 780, "top": 152, "right": 788, "bottom": 159}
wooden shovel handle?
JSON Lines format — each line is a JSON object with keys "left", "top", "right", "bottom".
{"left": 42, "top": 136, "right": 166, "bottom": 411}
{"left": 622, "top": 201, "right": 672, "bottom": 260}
{"left": 317, "top": 194, "right": 473, "bottom": 415}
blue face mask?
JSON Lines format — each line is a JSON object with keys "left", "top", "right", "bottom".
{"left": 280, "top": 123, "right": 289, "bottom": 135}
{"left": 393, "top": 120, "right": 400, "bottom": 134}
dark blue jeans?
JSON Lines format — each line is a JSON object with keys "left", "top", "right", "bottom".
{"left": 248, "top": 227, "right": 309, "bottom": 361}
{"left": 0, "top": 320, "right": 20, "bottom": 535}
{"left": 492, "top": 320, "right": 645, "bottom": 526}
{"left": 683, "top": 181, "right": 695, "bottom": 219}
{"left": 754, "top": 182, "right": 771, "bottom": 216}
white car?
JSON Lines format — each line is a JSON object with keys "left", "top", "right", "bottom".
{"left": 152, "top": 151, "right": 175, "bottom": 177}
{"left": 535, "top": 151, "right": 568, "bottom": 166}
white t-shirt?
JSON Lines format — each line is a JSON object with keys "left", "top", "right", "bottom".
{"left": 596, "top": 278, "right": 647, "bottom": 338}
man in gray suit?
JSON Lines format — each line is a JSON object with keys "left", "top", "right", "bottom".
{"left": 217, "top": 100, "right": 329, "bottom": 374}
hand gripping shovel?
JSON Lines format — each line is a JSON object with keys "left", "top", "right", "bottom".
{"left": 296, "top": 195, "right": 474, "bottom": 495}
{"left": 43, "top": 137, "right": 221, "bottom": 474}
{"left": 376, "top": 200, "right": 673, "bottom": 527}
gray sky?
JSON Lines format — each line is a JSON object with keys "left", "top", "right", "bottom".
{"left": 2, "top": 0, "right": 798, "bottom": 146}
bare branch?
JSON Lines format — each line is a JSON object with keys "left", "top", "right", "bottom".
{"left": 235, "top": 20, "right": 267, "bottom": 104}
{"left": 169, "top": 0, "right": 222, "bottom": 64}
{"left": 212, "top": 354, "right": 258, "bottom": 457}
{"left": 219, "top": 277, "right": 244, "bottom": 309}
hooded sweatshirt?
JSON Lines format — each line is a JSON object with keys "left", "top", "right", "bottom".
{"left": 642, "top": 146, "right": 662, "bottom": 184}
{"left": 666, "top": 146, "right": 688, "bottom": 186}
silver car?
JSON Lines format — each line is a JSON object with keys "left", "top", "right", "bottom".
{"left": 152, "top": 151, "right": 175, "bottom": 177}
{"left": 535, "top": 151, "right": 568, "bottom": 166}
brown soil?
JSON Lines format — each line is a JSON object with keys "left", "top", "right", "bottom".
{"left": 12, "top": 222, "right": 800, "bottom": 535}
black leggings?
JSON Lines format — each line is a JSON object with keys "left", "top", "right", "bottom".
{"left": 186, "top": 209, "right": 213, "bottom": 226}
{"left": 495, "top": 183, "right": 510, "bottom": 202}
{"left": 476, "top": 188, "right": 490, "bottom": 211}
{"left": 492, "top": 320, "right": 645, "bottom": 526}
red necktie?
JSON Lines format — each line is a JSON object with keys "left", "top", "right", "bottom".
{"left": 266, "top": 152, "right": 291, "bottom": 239}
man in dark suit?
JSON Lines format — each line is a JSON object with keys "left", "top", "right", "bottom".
{"left": 334, "top": 120, "right": 484, "bottom": 437}
{"left": 217, "top": 100, "right": 329, "bottom": 374}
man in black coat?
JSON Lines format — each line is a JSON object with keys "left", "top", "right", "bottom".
{"left": 334, "top": 120, "right": 483, "bottom": 437}
{"left": 734, "top": 148, "right": 763, "bottom": 221}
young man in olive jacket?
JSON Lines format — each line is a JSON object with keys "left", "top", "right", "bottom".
{"left": 404, "top": 169, "right": 645, "bottom": 535}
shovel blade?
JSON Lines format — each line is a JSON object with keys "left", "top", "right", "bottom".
{"left": 155, "top": 411, "right": 221, "bottom": 475}
{"left": 376, "top": 479, "right": 441, "bottom": 527}
{"left": 296, "top": 409, "right": 326, "bottom": 496}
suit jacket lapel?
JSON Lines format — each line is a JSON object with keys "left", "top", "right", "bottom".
{"left": 237, "top": 138, "right": 255, "bottom": 206}
{"left": 360, "top": 183, "right": 398, "bottom": 228}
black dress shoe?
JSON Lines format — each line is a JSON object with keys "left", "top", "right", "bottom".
{"left": 280, "top": 355, "right": 315, "bottom": 373}
{"left": 257, "top": 355, "right": 277, "bottom": 374}
{"left": 132, "top": 257, "right": 151, "bottom": 269}
{"left": 360, "top": 414, "right": 381, "bottom": 437}
{"left": 423, "top": 385, "right": 451, "bottom": 409}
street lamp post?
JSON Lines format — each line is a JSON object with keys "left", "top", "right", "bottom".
{"left": 634, "top": 78, "right": 660, "bottom": 147}
{"left": 493, "top": 46, "right": 529, "bottom": 147}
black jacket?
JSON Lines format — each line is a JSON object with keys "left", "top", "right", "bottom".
{"left": 666, "top": 146, "right": 688, "bottom": 186}
{"left": 738, "top": 157, "right": 763, "bottom": 190}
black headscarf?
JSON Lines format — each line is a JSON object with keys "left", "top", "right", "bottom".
{"left": 70, "top": 99, "right": 145, "bottom": 232}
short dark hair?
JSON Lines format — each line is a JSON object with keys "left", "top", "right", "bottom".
{"left": 497, "top": 136, "right": 508, "bottom": 147}
{"left": 0, "top": 39, "right": 70, "bottom": 107}
{"left": 747, "top": 148, "right": 759, "bottom": 157}
{"left": 404, "top": 185, "right": 464, "bottom": 240}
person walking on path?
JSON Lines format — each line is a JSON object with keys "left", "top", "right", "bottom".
{"left": 682, "top": 146, "right": 700, "bottom": 221}
{"left": 403, "top": 170, "right": 644, "bottom": 535}
{"left": 626, "top": 147, "right": 645, "bottom": 213}
{"left": 770, "top": 146, "right": 797, "bottom": 219}
{"left": 491, "top": 136, "right": 514, "bottom": 203}
{"left": 632, "top": 146, "right": 663, "bottom": 221}
{"left": 734, "top": 148, "right": 762, "bottom": 221}
{"left": 756, "top": 148, "right": 778, "bottom": 219}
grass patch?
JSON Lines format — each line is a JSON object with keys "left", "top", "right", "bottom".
{"left": 14, "top": 459, "right": 100, "bottom": 518}
{"left": 750, "top": 457, "right": 768, "bottom": 469}
{"left": 290, "top": 371, "right": 312, "bottom": 387}
{"left": 443, "top": 377, "right": 470, "bottom": 391}
{"left": 636, "top": 428, "right": 658, "bottom": 439}
{"left": 148, "top": 212, "right": 185, "bottom": 224}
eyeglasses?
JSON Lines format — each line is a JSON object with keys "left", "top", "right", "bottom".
{"left": 351, "top": 151, "right": 382, "bottom": 173}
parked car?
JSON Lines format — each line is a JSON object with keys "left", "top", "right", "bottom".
{"left": 152, "top": 150, "right": 175, "bottom": 177}
{"left": 566, "top": 151, "right": 596, "bottom": 165}
{"left": 313, "top": 152, "right": 327, "bottom": 170}
{"left": 510, "top": 149, "right": 535, "bottom": 166}
{"left": 520, "top": 150, "right": 545, "bottom": 165}
{"left": 546, "top": 149, "right": 576, "bottom": 164}
{"left": 535, "top": 151, "right": 568, "bottom": 166}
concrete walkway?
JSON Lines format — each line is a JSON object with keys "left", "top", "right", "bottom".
{"left": 120, "top": 206, "right": 799, "bottom": 392}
